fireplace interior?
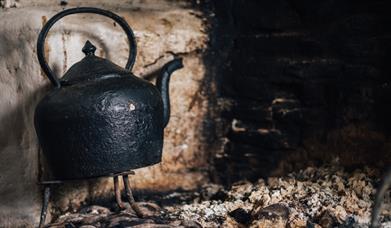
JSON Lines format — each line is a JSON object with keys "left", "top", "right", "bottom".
{"left": 0, "top": 0, "right": 390, "bottom": 227}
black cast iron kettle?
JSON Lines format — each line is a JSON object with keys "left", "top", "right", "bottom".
{"left": 35, "top": 7, "right": 183, "bottom": 181}
{"left": 35, "top": 7, "right": 183, "bottom": 227}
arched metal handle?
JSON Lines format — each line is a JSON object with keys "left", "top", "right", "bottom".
{"left": 37, "top": 7, "right": 137, "bottom": 88}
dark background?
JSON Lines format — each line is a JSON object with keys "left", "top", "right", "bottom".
{"left": 200, "top": 0, "right": 391, "bottom": 185}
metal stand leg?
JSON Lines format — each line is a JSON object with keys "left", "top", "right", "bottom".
{"left": 113, "top": 176, "right": 126, "bottom": 210}
{"left": 38, "top": 186, "right": 51, "bottom": 228}
{"left": 370, "top": 168, "right": 391, "bottom": 228}
{"left": 123, "top": 175, "right": 144, "bottom": 218}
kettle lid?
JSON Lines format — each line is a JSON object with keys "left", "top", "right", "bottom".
{"left": 60, "top": 41, "right": 130, "bottom": 86}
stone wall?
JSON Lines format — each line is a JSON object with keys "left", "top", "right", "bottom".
{"left": 212, "top": 0, "right": 391, "bottom": 184}
{"left": 0, "top": 1, "right": 212, "bottom": 226}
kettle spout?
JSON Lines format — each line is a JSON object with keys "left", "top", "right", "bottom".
{"left": 156, "top": 57, "right": 183, "bottom": 128}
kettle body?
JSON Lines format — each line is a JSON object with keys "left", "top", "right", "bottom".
{"left": 35, "top": 69, "right": 165, "bottom": 180}
{"left": 35, "top": 8, "right": 182, "bottom": 181}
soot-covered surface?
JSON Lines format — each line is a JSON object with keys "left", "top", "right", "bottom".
{"left": 47, "top": 164, "right": 390, "bottom": 228}
{"left": 211, "top": 0, "right": 391, "bottom": 183}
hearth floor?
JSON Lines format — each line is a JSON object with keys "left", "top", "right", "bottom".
{"left": 48, "top": 165, "right": 390, "bottom": 228}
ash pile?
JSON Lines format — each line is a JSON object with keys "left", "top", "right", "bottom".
{"left": 167, "top": 165, "right": 390, "bottom": 228}
{"left": 47, "top": 165, "right": 390, "bottom": 228}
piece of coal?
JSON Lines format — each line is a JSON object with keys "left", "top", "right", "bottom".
{"left": 255, "top": 203, "right": 290, "bottom": 220}
{"left": 228, "top": 208, "right": 252, "bottom": 225}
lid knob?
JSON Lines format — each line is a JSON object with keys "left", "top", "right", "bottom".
{"left": 82, "top": 40, "right": 96, "bottom": 56}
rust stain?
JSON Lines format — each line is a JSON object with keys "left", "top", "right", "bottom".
{"left": 99, "top": 49, "right": 105, "bottom": 58}
{"left": 160, "top": 18, "right": 173, "bottom": 30}
{"left": 62, "top": 32, "right": 67, "bottom": 73}
{"left": 41, "top": 15, "right": 47, "bottom": 25}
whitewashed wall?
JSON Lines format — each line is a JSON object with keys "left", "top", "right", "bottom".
{"left": 0, "top": 1, "right": 209, "bottom": 226}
